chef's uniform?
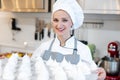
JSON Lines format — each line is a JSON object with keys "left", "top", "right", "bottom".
{"left": 32, "top": 36, "right": 98, "bottom": 80}
{"left": 32, "top": 0, "right": 98, "bottom": 79}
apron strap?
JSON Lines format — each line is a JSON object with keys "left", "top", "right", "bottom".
{"left": 73, "top": 38, "right": 78, "bottom": 55}
{"left": 48, "top": 38, "right": 55, "bottom": 51}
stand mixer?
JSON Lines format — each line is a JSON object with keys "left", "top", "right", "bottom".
{"left": 108, "top": 41, "right": 120, "bottom": 58}
{"left": 106, "top": 41, "right": 120, "bottom": 80}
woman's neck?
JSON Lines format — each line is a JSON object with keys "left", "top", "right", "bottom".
{"left": 57, "top": 35, "right": 71, "bottom": 47}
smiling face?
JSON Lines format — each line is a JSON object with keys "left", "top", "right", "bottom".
{"left": 52, "top": 10, "right": 73, "bottom": 39}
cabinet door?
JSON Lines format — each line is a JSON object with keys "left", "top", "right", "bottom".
{"left": 16, "top": 0, "right": 26, "bottom": 8}
{"left": 0, "top": 0, "right": 1, "bottom": 8}
{"left": 34, "top": 0, "right": 43, "bottom": 9}
{"left": 1, "top": 0, "right": 14, "bottom": 10}
{"left": 84, "top": 0, "right": 120, "bottom": 10}
{"left": 16, "top": 0, "right": 48, "bottom": 12}
{"left": 51, "top": 0, "right": 57, "bottom": 11}
{"left": 17, "top": 0, "right": 43, "bottom": 9}
{"left": 83, "top": 0, "right": 120, "bottom": 14}
{"left": 1, "top": 0, "right": 49, "bottom": 12}
{"left": 34, "top": 0, "right": 49, "bottom": 12}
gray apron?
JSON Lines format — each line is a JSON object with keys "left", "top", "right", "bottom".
{"left": 42, "top": 38, "right": 80, "bottom": 65}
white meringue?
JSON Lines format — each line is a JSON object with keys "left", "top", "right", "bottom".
{"left": 22, "top": 54, "right": 31, "bottom": 64}
{"left": 17, "top": 71, "right": 32, "bottom": 80}
{"left": 2, "top": 71, "right": 15, "bottom": 80}
{"left": 53, "top": 64, "right": 67, "bottom": 80}
{"left": 35, "top": 57, "right": 49, "bottom": 80}
{"left": 0, "top": 60, "right": 2, "bottom": 77}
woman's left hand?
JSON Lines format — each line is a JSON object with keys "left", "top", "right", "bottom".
{"left": 96, "top": 67, "right": 106, "bottom": 80}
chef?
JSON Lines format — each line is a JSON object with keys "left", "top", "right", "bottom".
{"left": 31, "top": 0, "right": 106, "bottom": 80}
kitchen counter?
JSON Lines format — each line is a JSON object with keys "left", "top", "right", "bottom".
{"left": 0, "top": 41, "right": 41, "bottom": 53}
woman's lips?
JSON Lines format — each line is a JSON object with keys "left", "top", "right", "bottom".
{"left": 57, "top": 28, "right": 65, "bottom": 32}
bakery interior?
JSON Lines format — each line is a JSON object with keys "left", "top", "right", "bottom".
{"left": 0, "top": 0, "right": 120, "bottom": 80}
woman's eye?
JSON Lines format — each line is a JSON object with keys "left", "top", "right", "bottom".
{"left": 62, "top": 19, "right": 68, "bottom": 22}
{"left": 53, "top": 18, "right": 68, "bottom": 23}
{"left": 53, "top": 19, "right": 58, "bottom": 22}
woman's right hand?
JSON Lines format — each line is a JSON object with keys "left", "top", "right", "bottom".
{"left": 96, "top": 67, "right": 106, "bottom": 80}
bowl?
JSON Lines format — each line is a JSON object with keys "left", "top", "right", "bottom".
{"left": 98, "top": 56, "right": 120, "bottom": 76}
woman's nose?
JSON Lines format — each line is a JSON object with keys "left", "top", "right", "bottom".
{"left": 57, "top": 21, "right": 63, "bottom": 28}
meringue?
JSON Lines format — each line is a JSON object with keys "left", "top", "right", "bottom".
{"left": 0, "top": 60, "right": 2, "bottom": 77}
{"left": 35, "top": 57, "right": 49, "bottom": 80}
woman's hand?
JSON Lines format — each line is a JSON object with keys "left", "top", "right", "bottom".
{"left": 96, "top": 67, "right": 106, "bottom": 80}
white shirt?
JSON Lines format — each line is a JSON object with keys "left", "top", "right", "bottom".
{"left": 32, "top": 36, "right": 98, "bottom": 80}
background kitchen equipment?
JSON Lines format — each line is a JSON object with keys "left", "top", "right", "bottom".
{"left": 34, "top": 18, "right": 55, "bottom": 41}
{"left": 11, "top": 18, "right": 21, "bottom": 40}
{"left": 108, "top": 41, "right": 120, "bottom": 58}
{"left": 11, "top": 18, "right": 21, "bottom": 31}
{"left": 98, "top": 56, "right": 120, "bottom": 76}
{"left": 34, "top": 18, "right": 45, "bottom": 40}
{"left": 98, "top": 41, "right": 120, "bottom": 80}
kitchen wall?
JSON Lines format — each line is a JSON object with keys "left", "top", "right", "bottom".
{"left": 0, "top": 11, "right": 120, "bottom": 58}
{"left": 0, "top": 11, "right": 53, "bottom": 53}
{"left": 79, "top": 14, "right": 120, "bottom": 58}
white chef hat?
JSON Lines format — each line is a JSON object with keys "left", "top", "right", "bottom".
{"left": 52, "top": 0, "right": 84, "bottom": 29}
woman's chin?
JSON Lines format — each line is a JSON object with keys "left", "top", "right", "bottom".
{"left": 57, "top": 32, "right": 64, "bottom": 36}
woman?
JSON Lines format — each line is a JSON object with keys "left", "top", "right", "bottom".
{"left": 32, "top": 0, "right": 106, "bottom": 80}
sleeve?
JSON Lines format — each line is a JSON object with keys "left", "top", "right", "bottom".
{"left": 77, "top": 42, "right": 98, "bottom": 72}
{"left": 84, "top": 46, "right": 98, "bottom": 71}
{"left": 31, "top": 43, "right": 47, "bottom": 61}
{"left": 31, "top": 39, "right": 53, "bottom": 61}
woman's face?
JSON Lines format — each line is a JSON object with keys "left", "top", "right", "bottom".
{"left": 52, "top": 10, "right": 73, "bottom": 38}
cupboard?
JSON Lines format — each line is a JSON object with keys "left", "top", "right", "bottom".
{"left": 78, "top": 0, "right": 120, "bottom": 14}
{"left": 0, "top": 0, "right": 49, "bottom": 12}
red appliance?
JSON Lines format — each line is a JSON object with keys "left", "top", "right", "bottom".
{"left": 106, "top": 75, "right": 120, "bottom": 80}
{"left": 107, "top": 41, "right": 120, "bottom": 58}
{"left": 106, "top": 41, "right": 120, "bottom": 80}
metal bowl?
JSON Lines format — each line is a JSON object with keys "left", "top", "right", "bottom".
{"left": 98, "top": 56, "right": 120, "bottom": 76}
